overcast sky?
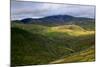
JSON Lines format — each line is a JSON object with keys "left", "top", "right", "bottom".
{"left": 11, "top": 0, "right": 95, "bottom": 20}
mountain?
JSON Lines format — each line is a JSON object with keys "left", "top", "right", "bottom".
{"left": 12, "top": 15, "right": 95, "bottom": 25}
{"left": 20, "top": 18, "right": 34, "bottom": 24}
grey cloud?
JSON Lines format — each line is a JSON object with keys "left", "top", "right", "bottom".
{"left": 11, "top": 1, "right": 95, "bottom": 20}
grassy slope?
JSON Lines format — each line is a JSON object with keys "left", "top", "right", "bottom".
{"left": 11, "top": 23, "right": 95, "bottom": 66}
{"left": 11, "top": 27, "right": 59, "bottom": 66}
{"left": 50, "top": 46, "right": 95, "bottom": 64}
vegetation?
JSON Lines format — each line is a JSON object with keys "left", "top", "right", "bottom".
{"left": 11, "top": 20, "right": 95, "bottom": 66}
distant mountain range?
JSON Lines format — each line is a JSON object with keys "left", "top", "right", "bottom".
{"left": 12, "top": 15, "right": 95, "bottom": 25}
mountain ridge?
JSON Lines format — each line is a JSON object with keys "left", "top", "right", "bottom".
{"left": 12, "top": 15, "right": 95, "bottom": 25}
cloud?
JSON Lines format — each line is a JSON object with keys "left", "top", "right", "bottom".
{"left": 11, "top": 1, "right": 95, "bottom": 20}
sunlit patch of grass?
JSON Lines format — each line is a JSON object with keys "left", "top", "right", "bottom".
{"left": 47, "top": 25, "right": 95, "bottom": 36}
{"left": 66, "top": 31, "right": 95, "bottom": 36}
{"left": 49, "top": 24, "right": 85, "bottom": 32}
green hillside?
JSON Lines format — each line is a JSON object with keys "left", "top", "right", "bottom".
{"left": 50, "top": 46, "right": 95, "bottom": 64}
{"left": 11, "top": 22, "right": 95, "bottom": 66}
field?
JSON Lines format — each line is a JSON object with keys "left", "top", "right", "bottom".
{"left": 11, "top": 21, "right": 95, "bottom": 66}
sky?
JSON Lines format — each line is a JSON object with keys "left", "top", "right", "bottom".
{"left": 11, "top": 0, "right": 95, "bottom": 20}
